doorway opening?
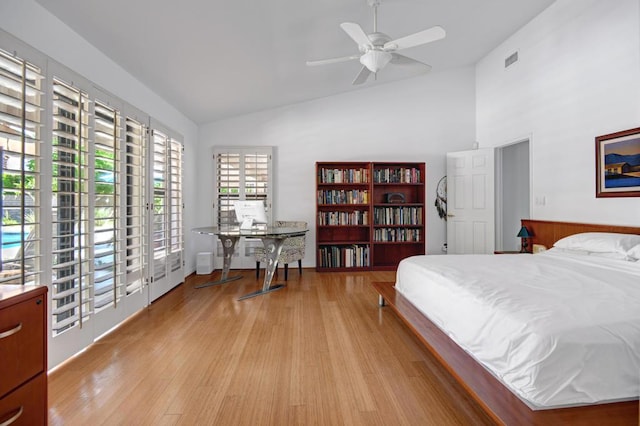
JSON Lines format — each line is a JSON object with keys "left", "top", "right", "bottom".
{"left": 496, "top": 139, "right": 531, "bottom": 251}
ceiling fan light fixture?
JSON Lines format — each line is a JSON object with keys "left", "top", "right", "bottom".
{"left": 359, "top": 50, "right": 392, "bottom": 73}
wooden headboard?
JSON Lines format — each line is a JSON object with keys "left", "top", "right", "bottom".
{"left": 521, "top": 219, "right": 640, "bottom": 250}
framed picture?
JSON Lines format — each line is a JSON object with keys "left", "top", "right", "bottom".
{"left": 595, "top": 127, "right": 640, "bottom": 198}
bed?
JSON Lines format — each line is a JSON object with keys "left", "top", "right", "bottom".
{"left": 373, "top": 220, "right": 640, "bottom": 425}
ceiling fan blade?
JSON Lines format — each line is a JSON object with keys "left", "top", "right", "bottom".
{"left": 390, "top": 53, "right": 432, "bottom": 72}
{"left": 306, "top": 55, "right": 361, "bottom": 66}
{"left": 384, "top": 26, "right": 446, "bottom": 51}
{"left": 340, "top": 22, "right": 372, "bottom": 48}
{"left": 352, "top": 66, "right": 372, "bottom": 85}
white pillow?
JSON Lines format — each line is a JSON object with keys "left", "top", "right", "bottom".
{"left": 628, "top": 244, "right": 640, "bottom": 260}
{"left": 545, "top": 246, "right": 633, "bottom": 261}
{"left": 553, "top": 232, "right": 640, "bottom": 255}
{"left": 545, "top": 246, "right": 590, "bottom": 256}
{"left": 547, "top": 245, "right": 636, "bottom": 261}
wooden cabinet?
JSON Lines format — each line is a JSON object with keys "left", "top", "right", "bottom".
{"left": 316, "top": 162, "right": 425, "bottom": 271}
{"left": 0, "top": 285, "right": 47, "bottom": 425}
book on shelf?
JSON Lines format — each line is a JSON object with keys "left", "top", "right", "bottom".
{"left": 373, "top": 167, "right": 421, "bottom": 184}
{"left": 374, "top": 228, "right": 421, "bottom": 242}
{"left": 317, "top": 189, "right": 369, "bottom": 205}
{"left": 373, "top": 206, "right": 423, "bottom": 225}
{"left": 318, "top": 210, "right": 369, "bottom": 226}
{"left": 317, "top": 244, "right": 370, "bottom": 268}
{"left": 318, "top": 167, "right": 370, "bottom": 184}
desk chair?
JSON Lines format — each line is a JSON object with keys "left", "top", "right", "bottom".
{"left": 254, "top": 221, "right": 306, "bottom": 280}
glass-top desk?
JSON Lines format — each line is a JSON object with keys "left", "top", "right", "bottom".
{"left": 192, "top": 226, "right": 308, "bottom": 300}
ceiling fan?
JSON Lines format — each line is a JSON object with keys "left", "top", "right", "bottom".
{"left": 306, "top": 0, "right": 446, "bottom": 85}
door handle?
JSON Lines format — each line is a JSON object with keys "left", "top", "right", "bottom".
{"left": 447, "top": 214, "right": 455, "bottom": 218}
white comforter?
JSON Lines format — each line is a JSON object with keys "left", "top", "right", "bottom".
{"left": 395, "top": 250, "right": 640, "bottom": 409}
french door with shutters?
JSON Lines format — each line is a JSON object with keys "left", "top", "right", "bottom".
{"left": 90, "top": 95, "right": 129, "bottom": 338}
{"left": 213, "top": 147, "right": 273, "bottom": 269}
{"left": 48, "top": 72, "right": 95, "bottom": 366}
{"left": 0, "top": 35, "right": 183, "bottom": 368}
{"left": 47, "top": 67, "right": 158, "bottom": 367}
{"left": 91, "top": 96, "right": 150, "bottom": 335}
{"left": 121, "top": 111, "right": 149, "bottom": 318}
{"left": 149, "top": 124, "right": 184, "bottom": 301}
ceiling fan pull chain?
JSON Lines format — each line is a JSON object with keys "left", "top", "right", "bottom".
{"left": 373, "top": 2, "right": 378, "bottom": 33}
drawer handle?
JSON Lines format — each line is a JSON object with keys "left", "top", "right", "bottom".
{"left": 0, "top": 406, "right": 23, "bottom": 426}
{"left": 0, "top": 323, "right": 22, "bottom": 339}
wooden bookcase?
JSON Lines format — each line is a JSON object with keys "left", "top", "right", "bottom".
{"left": 371, "top": 162, "right": 426, "bottom": 270}
{"left": 316, "top": 162, "right": 425, "bottom": 271}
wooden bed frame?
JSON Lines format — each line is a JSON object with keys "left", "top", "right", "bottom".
{"left": 373, "top": 220, "right": 640, "bottom": 425}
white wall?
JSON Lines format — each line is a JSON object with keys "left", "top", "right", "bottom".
{"left": 477, "top": 0, "right": 640, "bottom": 226}
{"left": 0, "top": 0, "right": 200, "bottom": 273}
{"left": 197, "top": 67, "right": 477, "bottom": 265}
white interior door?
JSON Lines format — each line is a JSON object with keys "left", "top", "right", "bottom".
{"left": 446, "top": 148, "right": 495, "bottom": 254}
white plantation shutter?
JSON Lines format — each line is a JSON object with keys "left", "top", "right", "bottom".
{"left": 152, "top": 129, "right": 168, "bottom": 282}
{"left": 216, "top": 151, "right": 240, "bottom": 227}
{"left": 51, "top": 77, "right": 92, "bottom": 334}
{"left": 244, "top": 152, "right": 270, "bottom": 207}
{"left": 92, "top": 100, "right": 123, "bottom": 311}
{"left": 124, "top": 116, "right": 147, "bottom": 295}
{"left": 0, "top": 49, "right": 43, "bottom": 286}
{"left": 168, "top": 137, "right": 183, "bottom": 273}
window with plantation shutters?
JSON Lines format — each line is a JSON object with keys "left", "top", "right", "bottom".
{"left": 215, "top": 150, "right": 272, "bottom": 226}
{"left": 0, "top": 49, "right": 42, "bottom": 286}
{"left": 213, "top": 147, "right": 272, "bottom": 268}
{"left": 51, "top": 78, "right": 92, "bottom": 334}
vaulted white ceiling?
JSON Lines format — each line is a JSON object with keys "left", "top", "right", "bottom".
{"left": 35, "top": 0, "right": 555, "bottom": 124}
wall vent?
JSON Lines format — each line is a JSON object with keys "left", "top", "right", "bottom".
{"left": 505, "top": 51, "right": 518, "bottom": 68}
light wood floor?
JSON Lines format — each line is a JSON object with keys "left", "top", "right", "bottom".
{"left": 48, "top": 269, "right": 494, "bottom": 425}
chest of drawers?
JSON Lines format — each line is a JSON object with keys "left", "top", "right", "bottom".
{"left": 0, "top": 285, "right": 47, "bottom": 425}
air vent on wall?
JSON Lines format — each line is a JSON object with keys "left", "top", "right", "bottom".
{"left": 505, "top": 51, "right": 519, "bottom": 68}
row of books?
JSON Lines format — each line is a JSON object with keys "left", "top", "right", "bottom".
{"left": 317, "top": 189, "right": 369, "bottom": 205}
{"left": 374, "top": 207, "right": 423, "bottom": 225}
{"left": 318, "top": 210, "right": 369, "bottom": 226}
{"left": 317, "top": 245, "right": 370, "bottom": 268}
{"left": 374, "top": 228, "right": 421, "bottom": 242}
{"left": 318, "top": 168, "right": 370, "bottom": 184}
{"left": 373, "top": 168, "right": 421, "bottom": 184}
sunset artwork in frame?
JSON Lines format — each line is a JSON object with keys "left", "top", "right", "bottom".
{"left": 595, "top": 127, "right": 640, "bottom": 198}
